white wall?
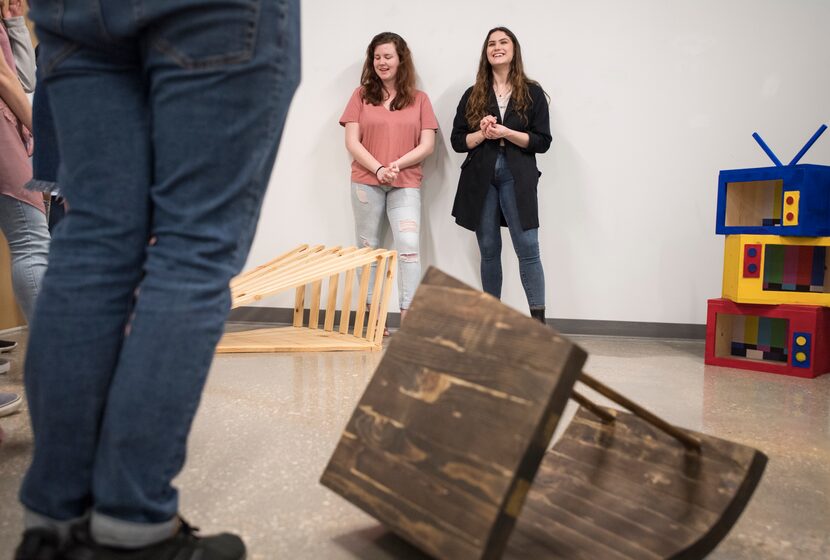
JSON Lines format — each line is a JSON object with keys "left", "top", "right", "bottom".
{"left": 247, "top": 0, "right": 830, "bottom": 324}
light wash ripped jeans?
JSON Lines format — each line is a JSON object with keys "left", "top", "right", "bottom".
{"left": 0, "top": 195, "right": 50, "bottom": 321}
{"left": 351, "top": 183, "right": 421, "bottom": 310}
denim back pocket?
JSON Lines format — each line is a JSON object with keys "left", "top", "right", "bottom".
{"left": 150, "top": 0, "right": 261, "bottom": 70}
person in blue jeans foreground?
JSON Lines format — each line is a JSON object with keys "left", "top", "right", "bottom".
{"left": 16, "top": 1, "right": 300, "bottom": 559}
{"left": 450, "top": 27, "right": 551, "bottom": 324}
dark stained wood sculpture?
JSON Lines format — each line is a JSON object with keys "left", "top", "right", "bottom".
{"left": 321, "top": 268, "right": 767, "bottom": 560}
{"left": 505, "top": 406, "right": 767, "bottom": 560}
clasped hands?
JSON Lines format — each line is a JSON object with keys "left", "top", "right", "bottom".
{"left": 376, "top": 161, "right": 400, "bottom": 184}
{"left": 1, "top": 0, "right": 24, "bottom": 18}
{"left": 480, "top": 115, "right": 509, "bottom": 140}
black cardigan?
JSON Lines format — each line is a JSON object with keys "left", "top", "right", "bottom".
{"left": 450, "top": 82, "right": 552, "bottom": 231}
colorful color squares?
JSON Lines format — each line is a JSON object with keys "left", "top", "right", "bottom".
{"left": 728, "top": 315, "right": 788, "bottom": 363}
{"left": 763, "top": 245, "right": 826, "bottom": 293}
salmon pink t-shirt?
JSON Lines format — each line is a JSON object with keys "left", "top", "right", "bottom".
{"left": 0, "top": 23, "right": 41, "bottom": 214}
{"left": 339, "top": 88, "right": 438, "bottom": 188}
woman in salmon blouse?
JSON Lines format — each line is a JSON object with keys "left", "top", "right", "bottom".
{"left": 340, "top": 32, "right": 437, "bottom": 327}
{"left": 0, "top": 19, "right": 49, "bottom": 323}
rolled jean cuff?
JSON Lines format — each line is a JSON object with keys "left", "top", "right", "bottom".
{"left": 91, "top": 511, "right": 178, "bottom": 549}
{"left": 24, "top": 508, "right": 88, "bottom": 542}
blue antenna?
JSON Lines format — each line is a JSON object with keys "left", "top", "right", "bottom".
{"left": 788, "top": 124, "right": 828, "bottom": 166}
{"left": 752, "top": 132, "right": 783, "bottom": 167}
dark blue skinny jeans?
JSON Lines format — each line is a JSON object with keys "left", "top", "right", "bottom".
{"left": 476, "top": 151, "right": 546, "bottom": 309}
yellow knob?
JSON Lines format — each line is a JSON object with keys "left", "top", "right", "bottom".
{"left": 795, "top": 336, "right": 807, "bottom": 346}
{"left": 795, "top": 352, "right": 807, "bottom": 363}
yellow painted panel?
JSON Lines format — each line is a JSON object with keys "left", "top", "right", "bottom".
{"left": 722, "top": 234, "right": 830, "bottom": 306}
{"left": 783, "top": 191, "right": 800, "bottom": 226}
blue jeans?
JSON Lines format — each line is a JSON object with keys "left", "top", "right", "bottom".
{"left": 21, "top": 0, "right": 300, "bottom": 548}
{"left": 476, "top": 152, "right": 545, "bottom": 308}
{"left": 0, "top": 196, "right": 50, "bottom": 321}
{"left": 351, "top": 183, "right": 421, "bottom": 309}
{"left": 26, "top": 45, "right": 61, "bottom": 196}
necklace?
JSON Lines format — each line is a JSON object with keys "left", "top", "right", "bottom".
{"left": 493, "top": 83, "right": 512, "bottom": 98}
{"left": 495, "top": 88, "right": 511, "bottom": 113}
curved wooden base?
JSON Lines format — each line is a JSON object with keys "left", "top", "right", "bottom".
{"left": 506, "top": 406, "right": 767, "bottom": 560}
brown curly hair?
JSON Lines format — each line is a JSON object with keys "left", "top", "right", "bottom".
{"left": 465, "top": 27, "right": 536, "bottom": 128}
{"left": 360, "top": 32, "right": 416, "bottom": 111}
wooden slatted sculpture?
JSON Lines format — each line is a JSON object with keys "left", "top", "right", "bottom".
{"left": 321, "top": 267, "right": 767, "bottom": 559}
{"left": 217, "top": 244, "right": 396, "bottom": 353}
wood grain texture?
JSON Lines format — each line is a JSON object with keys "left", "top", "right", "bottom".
{"left": 504, "top": 407, "right": 767, "bottom": 560}
{"left": 321, "top": 267, "right": 767, "bottom": 559}
{"left": 320, "top": 267, "right": 588, "bottom": 560}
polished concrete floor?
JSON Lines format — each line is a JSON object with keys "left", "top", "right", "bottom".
{"left": 0, "top": 325, "right": 828, "bottom": 559}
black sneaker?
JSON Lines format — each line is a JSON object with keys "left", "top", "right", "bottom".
{"left": 64, "top": 519, "right": 246, "bottom": 560}
{"left": 14, "top": 528, "right": 62, "bottom": 560}
{"left": 0, "top": 339, "right": 18, "bottom": 353}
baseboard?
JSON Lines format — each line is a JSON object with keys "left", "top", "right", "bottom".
{"left": 227, "top": 306, "right": 706, "bottom": 340}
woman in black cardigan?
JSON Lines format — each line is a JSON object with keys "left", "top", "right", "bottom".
{"left": 451, "top": 27, "right": 552, "bottom": 323}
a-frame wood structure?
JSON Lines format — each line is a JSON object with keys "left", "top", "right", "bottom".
{"left": 217, "top": 244, "right": 396, "bottom": 353}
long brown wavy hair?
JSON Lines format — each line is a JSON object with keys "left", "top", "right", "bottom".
{"left": 360, "top": 32, "right": 416, "bottom": 111}
{"left": 465, "top": 27, "right": 537, "bottom": 128}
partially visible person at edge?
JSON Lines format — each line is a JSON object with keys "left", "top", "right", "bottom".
{"left": 340, "top": 31, "right": 437, "bottom": 332}
{"left": 0, "top": 1, "right": 47, "bottom": 324}
{"left": 450, "top": 26, "right": 551, "bottom": 323}
{"left": 14, "top": 1, "right": 300, "bottom": 559}
{"left": 26, "top": 44, "right": 66, "bottom": 232}
{"left": 0, "top": 0, "right": 48, "bottom": 420}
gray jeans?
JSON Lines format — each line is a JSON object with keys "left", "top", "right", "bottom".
{"left": 351, "top": 183, "right": 421, "bottom": 309}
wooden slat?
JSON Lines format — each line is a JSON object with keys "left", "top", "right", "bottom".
{"left": 230, "top": 244, "right": 310, "bottom": 290}
{"left": 372, "top": 252, "right": 396, "bottom": 346}
{"left": 232, "top": 246, "right": 342, "bottom": 302}
{"left": 353, "top": 263, "right": 371, "bottom": 339}
{"left": 232, "top": 247, "right": 387, "bottom": 306}
{"left": 365, "top": 256, "right": 386, "bottom": 342}
{"left": 339, "top": 269, "right": 356, "bottom": 335}
{"left": 308, "top": 280, "right": 322, "bottom": 330}
{"left": 323, "top": 273, "right": 340, "bottom": 332}
{"left": 231, "top": 244, "right": 327, "bottom": 297}
{"left": 293, "top": 285, "right": 306, "bottom": 327}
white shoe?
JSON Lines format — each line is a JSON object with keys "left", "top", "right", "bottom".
{"left": 0, "top": 392, "right": 22, "bottom": 417}
{"left": 0, "top": 358, "right": 9, "bottom": 375}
